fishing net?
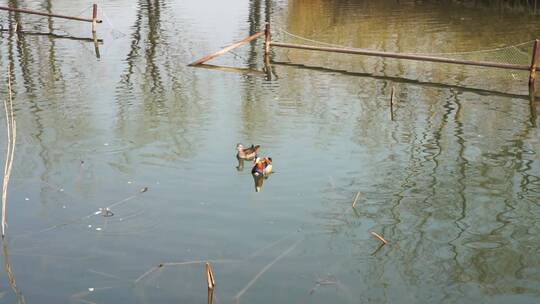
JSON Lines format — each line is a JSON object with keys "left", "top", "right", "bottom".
{"left": 274, "top": 27, "right": 537, "bottom": 94}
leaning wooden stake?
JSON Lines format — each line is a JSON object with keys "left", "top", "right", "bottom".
{"left": 370, "top": 232, "right": 388, "bottom": 245}
{"left": 2, "top": 67, "right": 16, "bottom": 238}
{"left": 189, "top": 31, "right": 265, "bottom": 66}
{"left": 529, "top": 39, "right": 539, "bottom": 91}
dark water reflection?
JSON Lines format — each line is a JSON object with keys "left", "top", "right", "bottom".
{"left": 0, "top": 0, "right": 539, "bottom": 303}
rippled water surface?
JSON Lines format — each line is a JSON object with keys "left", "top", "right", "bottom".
{"left": 0, "top": 0, "right": 539, "bottom": 303}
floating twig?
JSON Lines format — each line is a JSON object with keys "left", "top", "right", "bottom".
{"left": 370, "top": 231, "right": 388, "bottom": 245}
{"left": 351, "top": 192, "right": 361, "bottom": 208}
{"left": 206, "top": 262, "right": 215, "bottom": 290}
{"left": 233, "top": 240, "right": 300, "bottom": 304}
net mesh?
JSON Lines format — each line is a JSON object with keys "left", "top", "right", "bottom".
{"left": 276, "top": 28, "right": 534, "bottom": 66}
{"left": 274, "top": 27, "right": 537, "bottom": 94}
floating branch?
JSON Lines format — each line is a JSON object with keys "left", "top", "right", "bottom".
{"left": 351, "top": 192, "right": 361, "bottom": 208}
{"left": 370, "top": 231, "right": 388, "bottom": 245}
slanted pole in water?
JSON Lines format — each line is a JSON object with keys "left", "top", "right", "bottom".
{"left": 0, "top": 4, "right": 102, "bottom": 24}
{"left": 188, "top": 31, "right": 265, "bottom": 66}
{"left": 529, "top": 39, "right": 539, "bottom": 91}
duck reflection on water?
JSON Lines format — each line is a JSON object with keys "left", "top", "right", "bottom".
{"left": 251, "top": 157, "right": 272, "bottom": 192}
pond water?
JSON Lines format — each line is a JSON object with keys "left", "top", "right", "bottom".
{"left": 0, "top": 0, "right": 539, "bottom": 303}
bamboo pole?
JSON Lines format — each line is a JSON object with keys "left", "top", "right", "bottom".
{"left": 529, "top": 39, "right": 539, "bottom": 90}
{"left": 188, "top": 31, "right": 265, "bottom": 66}
{"left": 0, "top": 5, "right": 102, "bottom": 23}
{"left": 270, "top": 42, "right": 540, "bottom": 72}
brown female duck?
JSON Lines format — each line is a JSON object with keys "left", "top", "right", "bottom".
{"left": 236, "top": 144, "right": 260, "bottom": 160}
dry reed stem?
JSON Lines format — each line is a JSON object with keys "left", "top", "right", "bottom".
{"left": 370, "top": 231, "right": 388, "bottom": 245}
{"left": 233, "top": 239, "right": 300, "bottom": 304}
{"left": 206, "top": 262, "right": 215, "bottom": 289}
{"left": 351, "top": 192, "right": 360, "bottom": 208}
{"left": 2, "top": 66, "right": 16, "bottom": 238}
{"left": 390, "top": 86, "right": 395, "bottom": 121}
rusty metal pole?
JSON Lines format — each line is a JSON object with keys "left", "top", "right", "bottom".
{"left": 91, "top": 4, "right": 97, "bottom": 33}
{"left": 529, "top": 39, "right": 539, "bottom": 91}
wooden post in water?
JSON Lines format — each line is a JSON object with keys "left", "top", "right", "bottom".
{"left": 264, "top": 23, "right": 272, "bottom": 80}
{"left": 529, "top": 39, "right": 539, "bottom": 92}
{"left": 264, "top": 23, "right": 271, "bottom": 57}
{"left": 91, "top": 4, "right": 100, "bottom": 59}
{"left": 91, "top": 4, "right": 98, "bottom": 33}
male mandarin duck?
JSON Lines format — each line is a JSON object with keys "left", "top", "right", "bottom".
{"left": 236, "top": 143, "right": 260, "bottom": 160}
{"left": 251, "top": 157, "right": 272, "bottom": 177}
